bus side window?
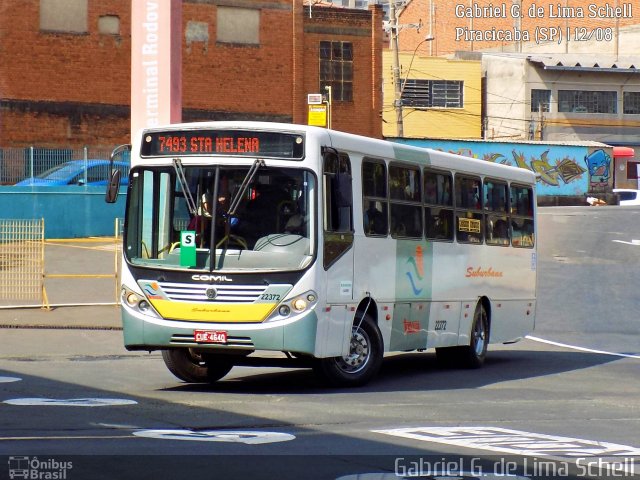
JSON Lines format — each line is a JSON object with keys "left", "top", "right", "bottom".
{"left": 510, "top": 185, "right": 535, "bottom": 248}
{"left": 362, "top": 158, "right": 388, "bottom": 236}
{"left": 485, "top": 179, "right": 510, "bottom": 246}
{"left": 323, "top": 150, "right": 354, "bottom": 269}
{"left": 389, "top": 164, "right": 422, "bottom": 238}
{"left": 455, "top": 175, "right": 483, "bottom": 244}
{"left": 425, "top": 169, "right": 453, "bottom": 241}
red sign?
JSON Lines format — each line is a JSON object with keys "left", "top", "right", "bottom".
{"left": 157, "top": 135, "right": 260, "bottom": 154}
{"left": 194, "top": 330, "right": 228, "bottom": 344}
{"left": 141, "top": 129, "right": 305, "bottom": 159}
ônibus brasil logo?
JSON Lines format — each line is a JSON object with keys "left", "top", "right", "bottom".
{"left": 8, "top": 456, "right": 72, "bottom": 480}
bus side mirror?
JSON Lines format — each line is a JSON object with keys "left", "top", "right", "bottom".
{"left": 105, "top": 170, "right": 121, "bottom": 204}
{"left": 105, "top": 143, "right": 131, "bottom": 204}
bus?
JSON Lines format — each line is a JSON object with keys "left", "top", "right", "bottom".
{"left": 106, "top": 121, "right": 537, "bottom": 387}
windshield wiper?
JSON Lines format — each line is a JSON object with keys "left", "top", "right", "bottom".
{"left": 211, "top": 159, "right": 264, "bottom": 269}
{"left": 172, "top": 158, "right": 197, "bottom": 216}
{"left": 228, "top": 159, "right": 265, "bottom": 217}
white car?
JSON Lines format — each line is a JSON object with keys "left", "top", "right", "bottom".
{"left": 613, "top": 188, "right": 640, "bottom": 206}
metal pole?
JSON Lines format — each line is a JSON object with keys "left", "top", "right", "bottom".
{"left": 29, "top": 146, "right": 34, "bottom": 179}
{"left": 324, "top": 85, "right": 332, "bottom": 129}
{"left": 389, "top": 0, "right": 403, "bottom": 137}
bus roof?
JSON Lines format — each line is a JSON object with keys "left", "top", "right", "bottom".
{"left": 135, "top": 121, "right": 537, "bottom": 185}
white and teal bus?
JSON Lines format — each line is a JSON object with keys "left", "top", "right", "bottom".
{"left": 106, "top": 121, "right": 537, "bottom": 387}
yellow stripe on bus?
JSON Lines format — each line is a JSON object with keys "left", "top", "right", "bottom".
{"left": 148, "top": 299, "right": 277, "bottom": 322}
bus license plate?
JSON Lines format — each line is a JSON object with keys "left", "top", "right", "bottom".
{"left": 194, "top": 330, "right": 227, "bottom": 344}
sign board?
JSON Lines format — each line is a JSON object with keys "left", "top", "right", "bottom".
{"left": 131, "top": 0, "right": 182, "bottom": 139}
{"left": 180, "top": 230, "right": 196, "bottom": 266}
{"left": 307, "top": 93, "right": 323, "bottom": 105}
{"left": 308, "top": 105, "right": 327, "bottom": 127}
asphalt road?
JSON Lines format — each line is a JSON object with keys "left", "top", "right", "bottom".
{"left": 0, "top": 206, "right": 638, "bottom": 480}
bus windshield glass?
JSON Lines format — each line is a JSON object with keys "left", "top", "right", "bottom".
{"left": 125, "top": 165, "right": 316, "bottom": 272}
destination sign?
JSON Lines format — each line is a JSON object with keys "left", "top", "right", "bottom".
{"left": 141, "top": 129, "right": 305, "bottom": 159}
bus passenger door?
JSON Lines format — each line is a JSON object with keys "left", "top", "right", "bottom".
{"left": 321, "top": 149, "right": 354, "bottom": 356}
{"left": 322, "top": 149, "right": 355, "bottom": 305}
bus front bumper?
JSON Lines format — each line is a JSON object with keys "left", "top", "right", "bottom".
{"left": 121, "top": 305, "right": 319, "bottom": 355}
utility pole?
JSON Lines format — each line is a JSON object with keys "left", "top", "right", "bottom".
{"left": 389, "top": 0, "right": 404, "bottom": 138}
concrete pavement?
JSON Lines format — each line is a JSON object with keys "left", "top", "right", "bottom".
{"left": 0, "top": 237, "right": 122, "bottom": 329}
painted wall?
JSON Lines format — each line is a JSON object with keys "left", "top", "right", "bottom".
{"left": 382, "top": 53, "right": 482, "bottom": 139}
{"left": 0, "top": 187, "right": 125, "bottom": 238}
{"left": 390, "top": 138, "right": 613, "bottom": 198}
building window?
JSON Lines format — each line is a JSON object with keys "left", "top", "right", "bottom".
{"left": 531, "top": 89, "right": 551, "bottom": 113}
{"left": 558, "top": 90, "right": 617, "bottom": 114}
{"left": 401, "top": 80, "right": 463, "bottom": 108}
{"left": 40, "top": 0, "right": 88, "bottom": 33}
{"left": 217, "top": 6, "right": 259, "bottom": 45}
{"left": 98, "top": 15, "right": 120, "bottom": 36}
{"left": 623, "top": 92, "right": 640, "bottom": 114}
{"left": 320, "top": 41, "right": 353, "bottom": 102}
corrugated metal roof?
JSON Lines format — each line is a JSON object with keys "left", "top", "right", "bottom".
{"left": 527, "top": 54, "right": 640, "bottom": 72}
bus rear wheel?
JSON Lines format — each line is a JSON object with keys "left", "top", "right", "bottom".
{"left": 314, "top": 315, "right": 383, "bottom": 387}
{"left": 462, "top": 302, "right": 489, "bottom": 368}
{"left": 436, "top": 302, "right": 489, "bottom": 369}
{"left": 161, "top": 349, "right": 233, "bottom": 383}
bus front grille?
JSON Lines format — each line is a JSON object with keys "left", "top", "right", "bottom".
{"left": 158, "top": 282, "right": 267, "bottom": 303}
{"left": 170, "top": 334, "right": 255, "bottom": 349}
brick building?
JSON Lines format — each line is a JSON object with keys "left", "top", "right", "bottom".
{"left": 0, "top": 0, "right": 383, "bottom": 150}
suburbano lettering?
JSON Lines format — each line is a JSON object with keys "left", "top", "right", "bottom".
{"left": 465, "top": 266, "right": 503, "bottom": 278}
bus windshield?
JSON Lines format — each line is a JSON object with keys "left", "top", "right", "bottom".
{"left": 125, "top": 165, "right": 316, "bottom": 272}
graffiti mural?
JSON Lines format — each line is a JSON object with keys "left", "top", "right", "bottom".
{"left": 584, "top": 149, "right": 611, "bottom": 188}
{"left": 483, "top": 150, "right": 587, "bottom": 187}
{"left": 391, "top": 138, "right": 612, "bottom": 198}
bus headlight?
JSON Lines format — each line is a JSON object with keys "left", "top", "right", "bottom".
{"left": 267, "top": 290, "right": 318, "bottom": 322}
{"left": 125, "top": 292, "right": 139, "bottom": 307}
{"left": 122, "top": 287, "right": 159, "bottom": 318}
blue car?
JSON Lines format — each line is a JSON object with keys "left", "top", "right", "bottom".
{"left": 14, "top": 159, "right": 129, "bottom": 187}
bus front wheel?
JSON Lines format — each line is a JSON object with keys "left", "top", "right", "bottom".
{"left": 314, "top": 315, "right": 383, "bottom": 387}
{"left": 162, "top": 349, "right": 233, "bottom": 383}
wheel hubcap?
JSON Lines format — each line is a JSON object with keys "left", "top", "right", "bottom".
{"left": 335, "top": 327, "right": 370, "bottom": 374}
{"left": 473, "top": 313, "right": 487, "bottom": 356}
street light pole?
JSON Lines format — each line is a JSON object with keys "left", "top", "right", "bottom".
{"left": 389, "top": 0, "right": 404, "bottom": 138}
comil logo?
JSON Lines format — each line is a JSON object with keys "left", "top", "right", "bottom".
{"left": 8, "top": 456, "right": 73, "bottom": 479}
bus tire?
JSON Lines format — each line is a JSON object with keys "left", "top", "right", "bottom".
{"left": 161, "top": 349, "right": 233, "bottom": 383}
{"left": 460, "top": 302, "right": 489, "bottom": 368}
{"left": 436, "top": 302, "right": 489, "bottom": 369}
{"left": 314, "top": 315, "right": 383, "bottom": 387}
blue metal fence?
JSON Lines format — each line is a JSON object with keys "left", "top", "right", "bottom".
{"left": 0, "top": 146, "right": 130, "bottom": 185}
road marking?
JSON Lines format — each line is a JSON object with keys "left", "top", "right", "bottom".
{"left": 372, "top": 426, "right": 640, "bottom": 457}
{"left": 0, "top": 376, "right": 22, "bottom": 383}
{"left": 133, "top": 429, "right": 295, "bottom": 444}
{"left": 3, "top": 398, "right": 138, "bottom": 407}
{"left": 0, "top": 435, "right": 132, "bottom": 441}
{"left": 526, "top": 335, "right": 640, "bottom": 359}
{"left": 612, "top": 239, "right": 640, "bottom": 245}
